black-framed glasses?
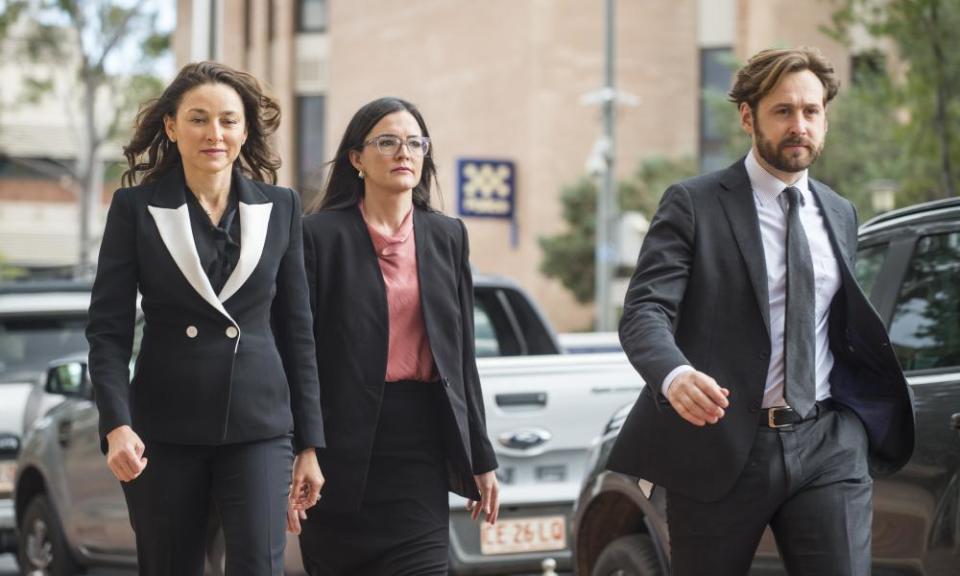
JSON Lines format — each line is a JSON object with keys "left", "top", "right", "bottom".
{"left": 362, "top": 134, "right": 431, "bottom": 157}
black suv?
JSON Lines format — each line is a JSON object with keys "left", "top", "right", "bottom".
{"left": 573, "top": 197, "right": 960, "bottom": 575}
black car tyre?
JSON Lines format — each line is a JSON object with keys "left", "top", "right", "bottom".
{"left": 17, "top": 494, "right": 81, "bottom": 576}
{"left": 591, "top": 533, "right": 663, "bottom": 576}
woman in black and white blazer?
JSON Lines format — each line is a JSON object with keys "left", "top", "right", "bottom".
{"left": 290, "top": 97, "right": 500, "bottom": 575}
{"left": 86, "top": 62, "right": 324, "bottom": 576}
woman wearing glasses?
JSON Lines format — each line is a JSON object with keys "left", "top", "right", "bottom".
{"left": 290, "top": 97, "right": 500, "bottom": 575}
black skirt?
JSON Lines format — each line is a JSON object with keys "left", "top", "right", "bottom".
{"left": 300, "top": 381, "right": 450, "bottom": 576}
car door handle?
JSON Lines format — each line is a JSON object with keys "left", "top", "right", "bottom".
{"left": 495, "top": 392, "right": 547, "bottom": 408}
{"left": 951, "top": 413, "right": 960, "bottom": 432}
{"left": 591, "top": 385, "right": 643, "bottom": 394}
{"left": 57, "top": 420, "right": 72, "bottom": 447}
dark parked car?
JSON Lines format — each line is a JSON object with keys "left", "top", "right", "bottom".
{"left": 573, "top": 197, "right": 960, "bottom": 575}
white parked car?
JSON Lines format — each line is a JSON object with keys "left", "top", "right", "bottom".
{"left": 15, "top": 275, "right": 641, "bottom": 575}
{"left": 558, "top": 331, "right": 623, "bottom": 354}
{"left": 0, "top": 282, "right": 91, "bottom": 556}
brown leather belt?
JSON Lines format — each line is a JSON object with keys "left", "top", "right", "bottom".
{"left": 759, "top": 399, "right": 836, "bottom": 428}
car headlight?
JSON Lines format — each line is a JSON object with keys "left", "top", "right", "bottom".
{"left": 0, "top": 460, "right": 16, "bottom": 498}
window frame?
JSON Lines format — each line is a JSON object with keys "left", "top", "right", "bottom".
{"left": 874, "top": 220, "right": 960, "bottom": 375}
{"left": 296, "top": 0, "right": 328, "bottom": 33}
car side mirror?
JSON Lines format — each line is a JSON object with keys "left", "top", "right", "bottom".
{"left": 46, "top": 361, "right": 92, "bottom": 400}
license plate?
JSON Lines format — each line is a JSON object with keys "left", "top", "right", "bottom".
{"left": 479, "top": 515, "right": 567, "bottom": 555}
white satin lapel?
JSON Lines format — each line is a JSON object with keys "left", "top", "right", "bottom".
{"left": 147, "top": 205, "right": 235, "bottom": 323}
{"left": 218, "top": 202, "right": 273, "bottom": 302}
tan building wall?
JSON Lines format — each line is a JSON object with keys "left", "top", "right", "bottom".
{"left": 326, "top": 0, "right": 699, "bottom": 332}
{"left": 172, "top": 0, "right": 861, "bottom": 332}
{"left": 736, "top": 0, "right": 851, "bottom": 81}
{"left": 174, "top": 0, "right": 300, "bottom": 186}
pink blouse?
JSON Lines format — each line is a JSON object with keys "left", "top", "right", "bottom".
{"left": 360, "top": 202, "right": 436, "bottom": 382}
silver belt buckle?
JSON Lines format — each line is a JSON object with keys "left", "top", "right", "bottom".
{"left": 768, "top": 406, "right": 793, "bottom": 428}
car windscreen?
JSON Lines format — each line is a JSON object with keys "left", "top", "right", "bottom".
{"left": 0, "top": 314, "right": 88, "bottom": 384}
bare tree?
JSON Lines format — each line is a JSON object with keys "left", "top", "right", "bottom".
{"left": 11, "top": 0, "right": 168, "bottom": 272}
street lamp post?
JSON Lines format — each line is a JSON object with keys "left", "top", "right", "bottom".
{"left": 594, "top": 0, "right": 617, "bottom": 332}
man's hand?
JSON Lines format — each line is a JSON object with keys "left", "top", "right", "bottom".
{"left": 666, "top": 370, "right": 730, "bottom": 426}
{"left": 290, "top": 448, "right": 324, "bottom": 511}
{"left": 105, "top": 425, "right": 147, "bottom": 482}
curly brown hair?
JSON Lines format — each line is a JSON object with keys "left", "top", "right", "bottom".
{"left": 121, "top": 61, "right": 281, "bottom": 186}
{"left": 728, "top": 47, "right": 840, "bottom": 112}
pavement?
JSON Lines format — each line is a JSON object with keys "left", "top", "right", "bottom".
{"left": 0, "top": 552, "right": 134, "bottom": 575}
{"left": 0, "top": 552, "right": 566, "bottom": 575}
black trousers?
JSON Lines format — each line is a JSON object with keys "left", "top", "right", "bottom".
{"left": 667, "top": 405, "right": 873, "bottom": 576}
{"left": 300, "top": 381, "right": 450, "bottom": 576}
{"left": 121, "top": 435, "right": 293, "bottom": 576}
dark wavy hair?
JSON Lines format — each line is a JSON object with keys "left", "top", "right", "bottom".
{"left": 121, "top": 61, "right": 281, "bottom": 187}
{"left": 308, "top": 97, "right": 438, "bottom": 213}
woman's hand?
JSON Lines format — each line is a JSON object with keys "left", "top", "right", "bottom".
{"left": 290, "top": 448, "right": 324, "bottom": 511}
{"left": 286, "top": 499, "right": 307, "bottom": 535}
{"left": 105, "top": 425, "right": 147, "bottom": 482}
{"left": 467, "top": 470, "right": 500, "bottom": 524}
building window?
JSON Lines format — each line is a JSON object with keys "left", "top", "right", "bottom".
{"left": 208, "top": 0, "right": 219, "bottom": 61}
{"left": 297, "top": 95, "right": 326, "bottom": 195}
{"left": 244, "top": 0, "right": 252, "bottom": 50}
{"left": 268, "top": 0, "right": 275, "bottom": 42}
{"left": 699, "top": 47, "right": 736, "bottom": 173}
{"left": 851, "top": 50, "right": 886, "bottom": 86}
{"left": 297, "top": 0, "right": 328, "bottom": 32}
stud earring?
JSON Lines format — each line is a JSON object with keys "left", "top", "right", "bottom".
{"left": 358, "top": 168, "right": 364, "bottom": 179}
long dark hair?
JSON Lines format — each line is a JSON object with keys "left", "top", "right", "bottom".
{"left": 308, "top": 97, "right": 438, "bottom": 212}
{"left": 121, "top": 61, "right": 282, "bottom": 187}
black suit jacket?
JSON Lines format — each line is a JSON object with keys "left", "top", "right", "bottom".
{"left": 301, "top": 206, "right": 497, "bottom": 511}
{"left": 606, "top": 159, "right": 915, "bottom": 502}
{"left": 86, "top": 167, "right": 324, "bottom": 453}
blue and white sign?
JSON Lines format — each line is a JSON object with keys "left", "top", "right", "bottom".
{"left": 457, "top": 158, "right": 515, "bottom": 219}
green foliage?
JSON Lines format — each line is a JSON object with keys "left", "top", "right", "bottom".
{"left": 812, "top": 58, "right": 911, "bottom": 219}
{"left": 539, "top": 178, "right": 597, "bottom": 304}
{"left": 0, "top": 250, "right": 28, "bottom": 281}
{"left": 539, "top": 157, "right": 699, "bottom": 304}
{"left": 619, "top": 157, "right": 700, "bottom": 215}
{"left": 0, "top": 2, "right": 26, "bottom": 36}
{"left": 9, "top": 0, "right": 169, "bottom": 145}
{"left": 108, "top": 72, "right": 166, "bottom": 141}
{"left": 825, "top": 0, "right": 960, "bottom": 200}
{"left": 2, "top": 0, "right": 170, "bottom": 267}
{"left": 19, "top": 77, "right": 55, "bottom": 105}
{"left": 142, "top": 29, "right": 171, "bottom": 59}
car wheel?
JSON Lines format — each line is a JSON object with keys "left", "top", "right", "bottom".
{"left": 17, "top": 495, "right": 80, "bottom": 576}
{"left": 591, "top": 533, "right": 663, "bottom": 576}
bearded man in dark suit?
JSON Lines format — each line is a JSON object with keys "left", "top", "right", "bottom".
{"left": 607, "top": 47, "right": 914, "bottom": 576}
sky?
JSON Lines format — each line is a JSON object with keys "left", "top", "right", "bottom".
{"left": 96, "top": 0, "right": 176, "bottom": 79}
{"left": 154, "top": 0, "right": 176, "bottom": 78}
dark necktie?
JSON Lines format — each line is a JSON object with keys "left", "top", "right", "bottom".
{"left": 782, "top": 186, "right": 816, "bottom": 418}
